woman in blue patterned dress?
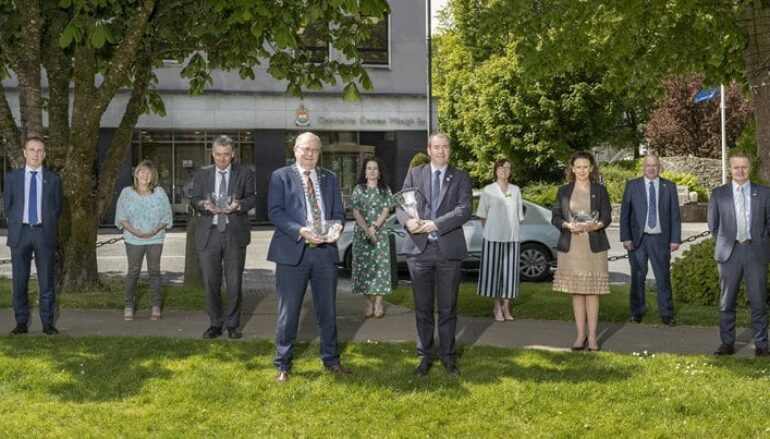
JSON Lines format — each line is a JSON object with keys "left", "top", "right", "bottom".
{"left": 350, "top": 157, "right": 393, "bottom": 318}
{"left": 114, "top": 160, "right": 173, "bottom": 321}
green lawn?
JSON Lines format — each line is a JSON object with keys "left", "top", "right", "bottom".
{"left": 388, "top": 282, "right": 750, "bottom": 328}
{"left": 0, "top": 277, "right": 747, "bottom": 327}
{"left": 0, "top": 336, "right": 769, "bottom": 437}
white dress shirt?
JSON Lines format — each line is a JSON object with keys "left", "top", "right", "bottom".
{"left": 643, "top": 177, "right": 662, "bottom": 234}
{"left": 297, "top": 163, "right": 326, "bottom": 226}
{"left": 733, "top": 181, "right": 752, "bottom": 240}
{"left": 212, "top": 164, "right": 231, "bottom": 226}
{"left": 23, "top": 165, "right": 43, "bottom": 225}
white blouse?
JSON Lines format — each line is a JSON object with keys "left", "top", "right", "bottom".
{"left": 476, "top": 182, "right": 524, "bottom": 242}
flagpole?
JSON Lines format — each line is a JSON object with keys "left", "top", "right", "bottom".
{"left": 721, "top": 83, "right": 727, "bottom": 184}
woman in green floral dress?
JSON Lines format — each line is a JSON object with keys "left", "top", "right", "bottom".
{"left": 350, "top": 157, "right": 393, "bottom": 318}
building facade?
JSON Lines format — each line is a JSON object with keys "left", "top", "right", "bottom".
{"left": 3, "top": 0, "right": 428, "bottom": 224}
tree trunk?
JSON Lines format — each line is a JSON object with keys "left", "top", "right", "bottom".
{"left": 183, "top": 215, "right": 203, "bottom": 287}
{"left": 743, "top": 1, "right": 770, "bottom": 183}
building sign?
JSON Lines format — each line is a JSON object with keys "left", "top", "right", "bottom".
{"left": 295, "top": 104, "right": 311, "bottom": 126}
{"left": 317, "top": 116, "right": 426, "bottom": 128}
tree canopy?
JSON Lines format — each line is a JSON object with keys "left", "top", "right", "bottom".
{"left": 441, "top": 0, "right": 770, "bottom": 180}
{"left": 0, "top": 0, "right": 389, "bottom": 291}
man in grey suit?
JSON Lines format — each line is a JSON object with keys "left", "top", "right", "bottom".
{"left": 620, "top": 154, "right": 681, "bottom": 326}
{"left": 708, "top": 152, "right": 770, "bottom": 356}
{"left": 396, "top": 132, "right": 472, "bottom": 376}
{"left": 190, "top": 135, "right": 256, "bottom": 340}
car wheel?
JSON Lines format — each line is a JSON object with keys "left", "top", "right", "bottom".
{"left": 344, "top": 248, "right": 353, "bottom": 272}
{"left": 519, "top": 243, "right": 551, "bottom": 282}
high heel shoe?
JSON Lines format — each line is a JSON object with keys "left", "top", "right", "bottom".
{"left": 493, "top": 302, "right": 504, "bottom": 322}
{"left": 571, "top": 338, "right": 588, "bottom": 351}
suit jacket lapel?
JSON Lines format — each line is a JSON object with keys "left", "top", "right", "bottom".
{"left": 437, "top": 167, "right": 453, "bottom": 210}
{"left": 420, "top": 165, "right": 432, "bottom": 218}
{"left": 750, "top": 186, "right": 760, "bottom": 233}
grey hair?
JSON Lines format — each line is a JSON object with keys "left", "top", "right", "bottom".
{"left": 427, "top": 131, "right": 451, "bottom": 147}
{"left": 212, "top": 135, "right": 234, "bottom": 150}
{"left": 294, "top": 132, "right": 322, "bottom": 149}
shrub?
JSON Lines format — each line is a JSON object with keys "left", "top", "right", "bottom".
{"left": 599, "top": 164, "right": 637, "bottom": 204}
{"left": 671, "top": 238, "right": 747, "bottom": 306}
{"left": 409, "top": 152, "right": 429, "bottom": 169}
{"left": 661, "top": 170, "right": 709, "bottom": 202}
{"left": 522, "top": 182, "right": 559, "bottom": 207}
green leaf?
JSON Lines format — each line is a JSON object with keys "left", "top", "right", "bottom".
{"left": 59, "top": 24, "right": 76, "bottom": 48}
{"left": 91, "top": 24, "right": 107, "bottom": 49}
{"left": 343, "top": 82, "right": 360, "bottom": 102}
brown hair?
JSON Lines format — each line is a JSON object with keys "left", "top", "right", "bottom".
{"left": 565, "top": 151, "right": 600, "bottom": 184}
{"left": 492, "top": 158, "right": 512, "bottom": 182}
{"left": 730, "top": 151, "right": 752, "bottom": 166}
{"left": 133, "top": 160, "right": 159, "bottom": 192}
{"left": 24, "top": 136, "right": 46, "bottom": 149}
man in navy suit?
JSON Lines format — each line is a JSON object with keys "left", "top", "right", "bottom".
{"left": 267, "top": 132, "right": 349, "bottom": 384}
{"left": 620, "top": 154, "right": 682, "bottom": 326}
{"left": 396, "top": 132, "right": 472, "bottom": 377}
{"left": 4, "top": 137, "right": 63, "bottom": 335}
{"left": 708, "top": 152, "right": 770, "bottom": 356}
{"left": 190, "top": 135, "right": 257, "bottom": 340}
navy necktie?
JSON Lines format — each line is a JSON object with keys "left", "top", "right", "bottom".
{"left": 647, "top": 181, "right": 656, "bottom": 229}
{"left": 29, "top": 171, "right": 38, "bottom": 224}
{"left": 217, "top": 171, "right": 227, "bottom": 231}
{"left": 431, "top": 170, "right": 441, "bottom": 219}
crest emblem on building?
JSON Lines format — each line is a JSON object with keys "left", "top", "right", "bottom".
{"left": 295, "top": 104, "right": 311, "bottom": 126}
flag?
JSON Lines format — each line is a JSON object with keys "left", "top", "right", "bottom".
{"left": 694, "top": 88, "right": 719, "bottom": 103}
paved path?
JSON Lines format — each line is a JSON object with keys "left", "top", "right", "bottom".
{"left": 2, "top": 223, "right": 759, "bottom": 358}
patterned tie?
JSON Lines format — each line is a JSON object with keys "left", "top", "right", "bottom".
{"left": 305, "top": 171, "right": 323, "bottom": 231}
{"left": 431, "top": 170, "right": 441, "bottom": 219}
{"left": 647, "top": 181, "right": 656, "bottom": 229}
{"left": 28, "top": 171, "right": 38, "bottom": 224}
{"left": 217, "top": 171, "right": 227, "bottom": 232}
{"left": 737, "top": 185, "right": 748, "bottom": 242}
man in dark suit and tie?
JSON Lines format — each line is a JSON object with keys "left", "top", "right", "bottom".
{"left": 709, "top": 152, "right": 770, "bottom": 357}
{"left": 190, "top": 135, "right": 256, "bottom": 340}
{"left": 4, "top": 137, "right": 63, "bottom": 335}
{"left": 396, "top": 132, "right": 472, "bottom": 376}
{"left": 267, "top": 132, "right": 349, "bottom": 384}
{"left": 620, "top": 154, "right": 682, "bottom": 326}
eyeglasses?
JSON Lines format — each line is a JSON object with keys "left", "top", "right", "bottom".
{"left": 297, "top": 146, "right": 320, "bottom": 155}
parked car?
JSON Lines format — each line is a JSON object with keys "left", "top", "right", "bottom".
{"left": 337, "top": 199, "right": 559, "bottom": 282}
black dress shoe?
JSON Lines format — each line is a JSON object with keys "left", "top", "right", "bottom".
{"left": 9, "top": 324, "right": 28, "bottom": 335}
{"left": 628, "top": 315, "right": 642, "bottom": 323}
{"left": 442, "top": 361, "right": 460, "bottom": 377}
{"left": 202, "top": 326, "right": 223, "bottom": 339}
{"left": 414, "top": 359, "right": 433, "bottom": 376}
{"left": 42, "top": 325, "right": 60, "bottom": 335}
{"left": 227, "top": 327, "right": 242, "bottom": 339}
{"left": 714, "top": 343, "right": 735, "bottom": 355}
{"left": 324, "top": 364, "right": 353, "bottom": 379}
{"left": 571, "top": 338, "right": 588, "bottom": 351}
{"left": 756, "top": 347, "right": 770, "bottom": 357}
{"left": 662, "top": 318, "right": 676, "bottom": 327}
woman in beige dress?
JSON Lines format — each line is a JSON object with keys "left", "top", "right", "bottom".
{"left": 551, "top": 151, "right": 612, "bottom": 351}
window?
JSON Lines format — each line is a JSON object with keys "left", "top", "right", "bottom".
{"left": 297, "top": 23, "right": 330, "bottom": 63}
{"left": 357, "top": 14, "right": 389, "bottom": 66}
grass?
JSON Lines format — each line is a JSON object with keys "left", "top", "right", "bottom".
{"left": 1, "top": 336, "right": 770, "bottom": 437}
{"left": 387, "top": 282, "right": 753, "bottom": 328}
{"left": 0, "top": 277, "right": 748, "bottom": 327}
{"left": 0, "top": 278, "right": 206, "bottom": 310}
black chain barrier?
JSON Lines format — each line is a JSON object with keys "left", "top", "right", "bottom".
{"left": 0, "top": 236, "right": 124, "bottom": 265}
{"left": 607, "top": 230, "right": 712, "bottom": 262}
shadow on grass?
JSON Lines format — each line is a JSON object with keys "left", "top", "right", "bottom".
{"left": 338, "top": 342, "right": 641, "bottom": 395}
{"left": 0, "top": 336, "right": 274, "bottom": 403}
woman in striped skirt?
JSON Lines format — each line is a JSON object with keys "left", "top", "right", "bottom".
{"left": 476, "top": 159, "right": 524, "bottom": 321}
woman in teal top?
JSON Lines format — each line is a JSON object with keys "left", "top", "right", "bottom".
{"left": 114, "top": 160, "right": 173, "bottom": 321}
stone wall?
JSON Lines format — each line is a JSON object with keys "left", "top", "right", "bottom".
{"left": 660, "top": 156, "right": 722, "bottom": 191}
